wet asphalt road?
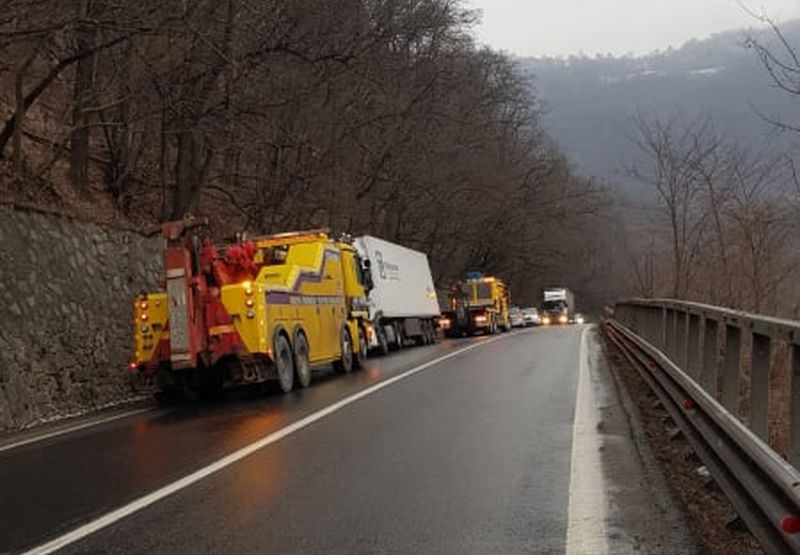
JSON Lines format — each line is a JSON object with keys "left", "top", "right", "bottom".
{"left": 0, "top": 326, "right": 695, "bottom": 554}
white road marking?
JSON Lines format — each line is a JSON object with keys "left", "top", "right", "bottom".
{"left": 566, "top": 326, "right": 609, "bottom": 555}
{"left": 23, "top": 334, "right": 512, "bottom": 555}
{"left": 0, "top": 407, "right": 153, "bottom": 454}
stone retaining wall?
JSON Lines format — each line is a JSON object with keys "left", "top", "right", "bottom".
{"left": 0, "top": 205, "right": 162, "bottom": 431}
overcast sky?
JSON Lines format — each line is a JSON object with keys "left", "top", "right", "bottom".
{"left": 468, "top": 0, "right": 800, "bottom": 57}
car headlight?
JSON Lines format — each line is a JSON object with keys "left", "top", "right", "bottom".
{"left": 475, "top": 315, "right": 488, "bottom": 324}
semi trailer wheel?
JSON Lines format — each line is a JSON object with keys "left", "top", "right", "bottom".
{"left": 417, "top": 323, "right": 429, "bottom": 346}
{"left": 390, "top": 322, "right": 404, "bottom": 351}
{"left": 430, "top": 321, "right": 440, "bottom": 343}
{"left": 425, "top": 321, "right": 436, "bottom": 344}
{"left": 421, "top": 322, "right": 431, "bottom": 345}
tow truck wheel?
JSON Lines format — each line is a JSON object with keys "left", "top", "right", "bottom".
{"left": 354, "top": 325, "right": 368, "bottom": 369}
{"left": 334, "top": 328, "right": 354, "bottom": 374}
{"left": 293, "top": 332, "right": 312, "bottom": 388}
{"left": 275, "top": 334, "right": 295, "bottom": 393}
{"left": 154, "top": 387, "right": 182, "bottom": 406}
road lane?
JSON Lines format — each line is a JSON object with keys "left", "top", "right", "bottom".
{"left": 54, "top": 326, "right": 584, "bottom": 554}
{"left": 0, "top": 337, "right": 496, "bottom": 554}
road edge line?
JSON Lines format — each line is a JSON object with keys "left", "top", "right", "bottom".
{"left": 22, "top": 334, "right": 512, "bottom": 555}
{"left": 565, "top": 325, "right": 609, "bottom": 555}
{"left": 0, "top": 407, "right": 154, "bottom": 454}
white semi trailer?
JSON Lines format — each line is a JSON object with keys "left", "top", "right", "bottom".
{"left": 355, "top": 236, "right": 441, "bottom": 354}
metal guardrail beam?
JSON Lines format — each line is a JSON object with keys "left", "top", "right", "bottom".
{"left": 608, "top": 299, "right": 800, "bottom": 554}
{"left": 615, "top": 299, "right": 800, "bottom": 466}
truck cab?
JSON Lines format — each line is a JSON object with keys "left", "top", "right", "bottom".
{"left": 441, "top": 274, "right": 511, "bottom": 336}
{"left": 541, "top": 288, "right": 575, "bottom": 325}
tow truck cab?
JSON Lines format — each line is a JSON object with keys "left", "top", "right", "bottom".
{"left": 441, "top": 274, "right": 511, "bottom": 336}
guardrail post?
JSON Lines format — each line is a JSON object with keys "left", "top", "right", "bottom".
{"left": 640, "top": 306, "right": 650, "bottom": 343}
{"left": 687, "top": 313, "right": 701, "bottom": 379}
{"left": 750, "top": 333, "right": 771, "bottom": 441}
{"left": 638, "top": 305, "right": 649, "bottom": 343}
{"left": 722, "top": 324, "right": 742, "bottom": 414}
{"left": 617, "top": 304, "right": 627, "bottom": 327}
{"left": 790, "top": 341, "right": 800, "bottom": 466}
{"left": 677, "top": 310, "right": 689, "bottom": 370}
{"left": 701, "top": 317, "right": 720, "bottom": 396}
{"left": 666, "top": 309, "right": 676, "bottom": 360}
{"left": 649, "top": 306, "right": 661, "bottom": 346}
{"left": 631, "top": 305, "right": 641, "bottom": 335}
{"left": 660, "top": 307, "right": 667, "bottom": 351}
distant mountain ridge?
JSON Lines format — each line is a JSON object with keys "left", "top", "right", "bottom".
{"left": 521, "top": 21, "right": 800, "bottom": 199}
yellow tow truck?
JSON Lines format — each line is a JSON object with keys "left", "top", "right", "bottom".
{"left": 440, "top": 273, "right": 511, "bottom": 336}
{"left": 130, "top": 220, "right": 374, "bottom": 399}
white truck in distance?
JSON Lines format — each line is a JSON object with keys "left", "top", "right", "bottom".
{"left": 542, "top": 288, "right": 576, "bottom": 325}
{"left": 355, "top": 236, "right": 441, "bottom": 354}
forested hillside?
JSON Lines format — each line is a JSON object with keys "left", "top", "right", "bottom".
{"left": 0, "top": 0, "right": 618, "bottom": 306}
{"left": 522, "top": 21, "right": 800, "bottom": 200}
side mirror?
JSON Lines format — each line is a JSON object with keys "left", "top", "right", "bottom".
{"left": 364, "top": 269, "right": 375, "bottom": 292}
{"left": 361, "top": 260, "right": 375, "bottom": 292}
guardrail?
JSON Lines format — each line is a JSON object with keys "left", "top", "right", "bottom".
{"left": 607, "top": 299, "right": 800, "bottom": 555}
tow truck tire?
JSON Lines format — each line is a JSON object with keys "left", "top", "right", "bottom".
{"left": 192, "top": 366, "right": 224, "bottom": 401}
{"left": 354, "top": 325, "right": 368, "bottom": 369}
{"left": 154, "top": 387, "right": 182, "bottom": 406}
{"left": 154, "top": 365, "right": 184, "bottom": 405}
{"left": 334, "top": 327, "right": 354, "bottom": 374}
{"left": 293, "top": 332, "right": 312, "bottom": 389}
{"left": 275, "top": 334, "right": 295, "bottom": 393}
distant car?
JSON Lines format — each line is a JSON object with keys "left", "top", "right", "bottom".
{"left": 510, "top": 307, "right": 526, "bottom": 328}
{"left": 572, "top": 313, "right": 586, "bottom": 325}
{"left": 522, "top": 307, "right": 541, "bottom": 327}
